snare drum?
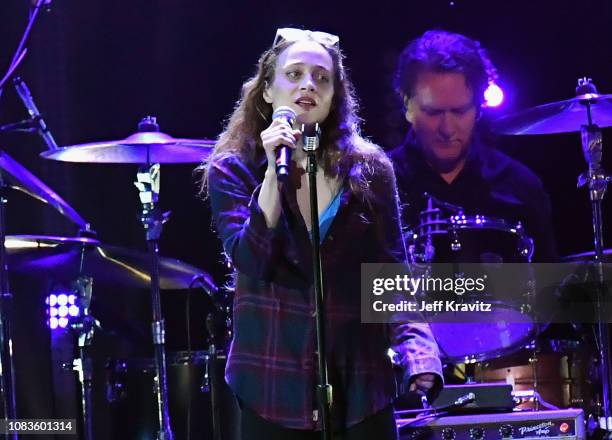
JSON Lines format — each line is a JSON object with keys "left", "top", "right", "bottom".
{"left": 407, "top": 213, "right": 537, "bottom": 363}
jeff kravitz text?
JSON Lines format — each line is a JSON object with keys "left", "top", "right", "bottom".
{"left": 372, "top": 299, "right": 492, "bottom": 312}
{"left": 370, "top": 273, "right": 493, "bottom": 314}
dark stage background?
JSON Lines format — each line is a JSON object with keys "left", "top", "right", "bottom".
{"left": 0, "top": 0, "right": 611, "bottom": 438}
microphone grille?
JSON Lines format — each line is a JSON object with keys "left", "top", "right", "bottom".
{"left": 272, "top": 106, "right": 297, "bottom": 123}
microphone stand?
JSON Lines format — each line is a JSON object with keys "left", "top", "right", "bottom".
{"left": 575, "top": 78, "right": 612, "bottom": 430}
{"left": 0, "top": 0, "right": 50, "bottom": 425}
{"left": 302, "top": 123, "right": 333, "bottom": 440}
{"left": 13, "top": 76, "right": 59, "bottom": 150}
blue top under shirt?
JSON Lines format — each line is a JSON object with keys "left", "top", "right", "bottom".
{"left": 309, "top": 187, "right": 343, "bottom": 244}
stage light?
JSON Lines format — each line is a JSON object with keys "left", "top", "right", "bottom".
{"left": 46, "top": 289, "right": 81, "bottom": 330}
{"left": 484, "top": 82, "right": 504, "bottom": 107}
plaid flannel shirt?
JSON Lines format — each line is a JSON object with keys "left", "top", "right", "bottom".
{"left": 208, "top": 151, "right": 442, "bottom": 430}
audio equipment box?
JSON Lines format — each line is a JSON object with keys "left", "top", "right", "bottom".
{"left": 397, "top": 409, "right": 585, "bottom": 440}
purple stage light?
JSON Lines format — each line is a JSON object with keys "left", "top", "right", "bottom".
{"left": 484, "top": 82, "right": 504, "bottom": 107}
{"left": 46, "top": 290, "right": 81, "bottom": 330}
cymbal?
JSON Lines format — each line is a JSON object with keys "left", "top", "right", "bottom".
{"left": 6, "top": 235, "right": 208, "bottom": 290}
{"left": 41, "top": 131, "right": 215, "bottom": 164}
{"left": 562, "top": 249, "right": 612, "bottom": 262}
{"left": 0, "top": 150, "right": 88, "bottom": 228}
{"left": 493, "top": 93, "right": 612, "bottom": 135}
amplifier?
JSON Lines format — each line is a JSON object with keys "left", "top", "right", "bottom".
{"left": 396, "top": 409, "right": 585, "bottom": 440}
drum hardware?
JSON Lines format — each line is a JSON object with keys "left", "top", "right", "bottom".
{"left": 133, "top": 125, "right": 174, "bottom": 440}
{"left": 420, "top": 196, "right": 443, "bottom": 261}
{"left": 105, "top": 350, "right": 239, "bottom": 440}
{"left": 0, "top": 3, "right": 56, "bottom": 431}
{"left": 205, "top": 312, "right": 226, "bottom": 440}
{"left": 5, "top": 235, "right": 206, "bottom": 290}
{"left": 494, "top": 78, "right": 612, "bottom": 426}
{"left": 189, "top": 271, "right": 230, "bottom": 440}
{"left": 528, "top": 352, "right": 541, "bottom": 411}
{"left": 0, "top": 162, "right": 18, "bottom": 428}
{"left": 105, "top": 359, "right": 128, "bottom": 404}
{"left": 496, "top": 77, "right": 612, "bottom": 429}
{"left": 493, "top": 82, "right": 612, "bottom": 136}
{"left": 66, "top": 275, "right": 99, "bottom": 440}
{"left": 0, "top": 149, "right": 88, "bottom": 229}
{"left": 0, "top": 0, "right": 48, "bottom": 94}
{"left": 0, "top": 148, "right": 91, "bottom": 431}
{"left": 40, "top": 118, "right": 214, "bottom": 164}
{"left": 41, "top": 115, "right": 217, "bottom": 439}
{"left": 6, "top": 232, "right": 212, "bottom": 437}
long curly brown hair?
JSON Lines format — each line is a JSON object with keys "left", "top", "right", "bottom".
{"left": 198, "top": 36, "right": 392, "bottom": 203}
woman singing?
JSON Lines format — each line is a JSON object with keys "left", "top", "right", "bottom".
{"left": 201, "top": 28, "right": 442, "bottom": 440}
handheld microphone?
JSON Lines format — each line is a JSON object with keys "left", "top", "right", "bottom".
{"left": 13, "top": 76, "right": 58, "bottom": 150}
{"left": 272, "top": 106, "right": 297, "bottom": 180}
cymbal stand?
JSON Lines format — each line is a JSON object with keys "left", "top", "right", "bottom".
{"left": 69, "top": 275, "right": 98, "bottom": 440}
{"left": 0, "top": 171, "right": 18, "bottom": 439}
{"left": 134, "top": 162, "right": 174, "bottom": 440}
{"left": 575, "top": 78, "right": 612, "bottom": 430}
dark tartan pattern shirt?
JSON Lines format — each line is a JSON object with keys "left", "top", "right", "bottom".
{"left": 208, "top": 151, "right": 442, "bottom": 430}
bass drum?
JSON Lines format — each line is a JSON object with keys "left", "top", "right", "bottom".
{"left": 106, "top": 350, "right": 239, "bottom": 440}
{"left": 407, "top": 213, "right": 537, "bottom": 363}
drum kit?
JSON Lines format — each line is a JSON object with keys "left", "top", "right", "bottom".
{"left": 0, "top": 112, "right": 228, "bottom": 439}
{"left": 406, "top": 78, "right": 612, "bottom": 429}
